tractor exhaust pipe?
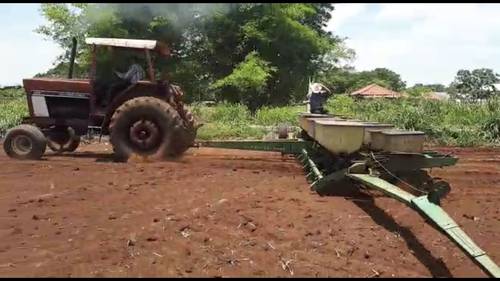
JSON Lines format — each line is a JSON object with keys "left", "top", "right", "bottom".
{"left": 68, "top": 37, "right": 77, "bottom": 79}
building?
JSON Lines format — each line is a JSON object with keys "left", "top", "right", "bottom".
{"left": 349, "top": 83, "right": 403, "bottom": 99}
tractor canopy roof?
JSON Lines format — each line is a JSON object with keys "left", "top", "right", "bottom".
{"left": 85, "top": 37, "right": 170, "bottom": 57}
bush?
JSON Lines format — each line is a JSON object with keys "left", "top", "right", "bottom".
{"left": 210, "top": 51, "right": 277, "bottom": 112}
{"left": 196, "top": 122, "right": 267, "bottom": 140}
{"left": 0, "top": 86, "right": 24, "bottom": 98}
{"left": 0, "top": 97, "right": 27, "bottom": 137}
{"left": 190, "top": 102, "right": 251, "bottom": 124}
{"left": 255, "top": 105, "right": 303, "bottom": 126}
{"left": 325, "top": 95, "right": 500, "bottom": 146}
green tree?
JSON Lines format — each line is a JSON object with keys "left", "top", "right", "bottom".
{"left": 199, "top": 4, "right": 351, "bottom": 106}
{"left": 356, "top": 68, "right": 406, "bottom": 91}
{"left": 34, "top": 4, "right": 91, "bottom": 79}
{"left": 412, "top": 83, "right": 446, "bottom": 92}
{"left": 318, "top": 67, "right": 406, "bottom": 94}
{"left": 316, "top": 66, "right": 357, "bottom": 94}
{"left": 36, "top": 4, "right": 90, "bottom": 69}
{"left": 36, "top": 3, "right": 352, "bottom": 107}
{"left": 449, "top": 68, "right": 499, "bottom": 101}
{"left": 406, "top": 85, "right": 433, "bottom": 98}
{"left": 210, "top": 51, "right": 276, "bottom": 112}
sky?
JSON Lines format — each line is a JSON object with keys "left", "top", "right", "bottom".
{"left": 0, "top": 3, "right": 499, "bottom": 87}
{"left": 0, "top": 4, "right": 62, "bottom": 87}
{"left": 326, "top": 3, "right": 500, "bottom": 86}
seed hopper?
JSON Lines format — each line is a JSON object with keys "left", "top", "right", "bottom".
{"left": 197, "top": 112, "right": 500, "bottom": 278}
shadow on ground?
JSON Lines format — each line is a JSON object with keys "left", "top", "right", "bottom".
{"left": 44, "top": 151, "right": 194, "bottom": 164}
{"left": 318, "top": 181, "right": 453, "bottom": 277}
{"left": 45, "top": 151, "right": 115, "bottom": 162}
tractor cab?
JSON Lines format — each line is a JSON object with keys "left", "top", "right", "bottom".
{"left": 84, "top": 38, "right": 171, "bottom": 109}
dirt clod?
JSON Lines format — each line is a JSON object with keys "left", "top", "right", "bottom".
{"left": 146, "top": 236, "right": 159, "bottom": 242}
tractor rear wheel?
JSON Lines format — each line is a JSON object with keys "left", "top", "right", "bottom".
{"left": 3, "top": 124, "right": 47, "bottom": 160}
{"left": 109, "top": 96, "right": 196, "bottom": 162}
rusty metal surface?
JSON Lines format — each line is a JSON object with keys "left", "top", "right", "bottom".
{"left": 23, "top": 78, "right": 92, "bottom": 94}
{"left": 26, "top": 92, "right": 34, "bottom": 118}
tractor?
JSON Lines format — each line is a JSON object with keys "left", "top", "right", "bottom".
{"left": 3, "top": 37, "right": 198, "bottom": 161}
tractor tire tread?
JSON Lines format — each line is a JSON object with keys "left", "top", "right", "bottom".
{"left": 108, "top": 96, "right": 195, "bottom": 161}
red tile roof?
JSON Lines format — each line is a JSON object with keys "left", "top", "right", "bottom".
{"left": 349, "top": 84, "right": 402, "bottom": 98}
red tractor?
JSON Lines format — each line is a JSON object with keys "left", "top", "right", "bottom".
{"left": 3, "top": 37, "right": 198, "bottom": 161}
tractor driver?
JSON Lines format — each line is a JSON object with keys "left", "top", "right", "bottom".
{"left": 114, "top": 61, "right": 145, "bottom": 85}
{"left": 103, "top": 57, "right": 146, "bottom": 106}
{"left": 307, "top": 82, "right": 331, "bottom": 114}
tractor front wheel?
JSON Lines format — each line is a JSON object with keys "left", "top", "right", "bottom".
{"left": 3, "top": 124, "right": 47, "bottom": 160}
{"left": 109, "top": 96, "right": 195, "bottom": 162}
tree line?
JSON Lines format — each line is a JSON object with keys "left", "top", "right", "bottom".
{"left": 35, "top": 3, "right": 499, "bottom": 110}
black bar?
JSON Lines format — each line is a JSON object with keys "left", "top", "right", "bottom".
{"left": 68, "top": 37, "right": 77, "bottom": 79}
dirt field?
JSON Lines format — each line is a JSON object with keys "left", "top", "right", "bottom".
{"left": 0, "top": 142, "right": 498, "bottom": 277}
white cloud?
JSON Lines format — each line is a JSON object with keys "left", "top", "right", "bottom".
{"left": 327, "top": 4, "right": 500, "bottom": 86}
{"left": 327, "top": 4, "right": 367, "bottom": 34}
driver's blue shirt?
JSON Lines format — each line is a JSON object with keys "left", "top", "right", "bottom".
{"left": 117, "top": 64, "right": 145, "bottom": 84}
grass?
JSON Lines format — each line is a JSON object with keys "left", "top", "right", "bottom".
{"left": 0, "top": 87, "right": 27, "bottom": 137}
{"left": 254, "top": 105, "right": 304, "bottom": 126}
{"left": 192, "top": 96, "right": 500, "bottom": 146}
{"left": 1, "top": 87, "right": 498, "bottom": 147}
{"left": 325, "top": 95, "right": 500, "bottom": 147}
{"left": 191, "top": 103, "right": 264, "bottom": 140}
{"left": 190, "top": 102, "right": 304, "bottom": 140}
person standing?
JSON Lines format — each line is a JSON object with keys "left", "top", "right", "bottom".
{"left": 307, "top": 82, "right": 331, "bottom": 114}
